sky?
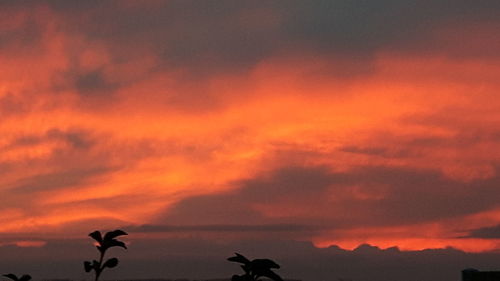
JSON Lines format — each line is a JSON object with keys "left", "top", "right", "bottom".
{"left": 1, "top": 1, "right": 500, "bottom": 280}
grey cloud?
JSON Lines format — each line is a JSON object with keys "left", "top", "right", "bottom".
{"left": 10, "top": 166, "right": 113, "bottom": 193}
{"left": 157, "top": 191, "right": 264, "bottom": 225}
{"left": 339, "top": 145, "right": 412, "bottom": 158}
{"left": 3, "top": 0, "right": 496, "bottom": 111}
{"left": 8, "top": 128, "right": 94, "bottom": 150}
{"left": 340, "top": 145, "right": 388, "bottom": 156}
{"left": 465, "top": 224, "right": 500, "bottom": 239}
{"left": 74, "top": 69, "right": 117, "bottom": 97}
{"left": 0, "top": 92, "right": 29, "bottom": 117}
{"left": 159, "top": 165, "right": 500, "bottom": 231}
{"left": 160, "top": 166, "right": 336, "bottom": 225}
{"left": 0, "top": 9, "right": 42, "bottom": 51}
{"left": 51, "top": 66, "right": 120, "bottom": 99}
{"left": 47, "top": 128, "right": 94, "bottom": 149}
{"left": 1, "top": 0, "right": 498, "bottom": 85}
{"left": 279, "top": 0, "right": 498, "bottom": 57}
{"left": 36, "top": 0, "right": 500, "bottom": 77}
{"left": 126, "top": 223, "right": 318, "bottom": 233}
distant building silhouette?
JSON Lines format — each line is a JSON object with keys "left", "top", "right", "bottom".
{"left": 462, "top": 269, "right": 500, "bottom": 281}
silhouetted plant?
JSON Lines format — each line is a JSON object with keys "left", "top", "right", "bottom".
{"left": 228, "top": 253, "right": 283, "bottom": 281}
{"left": 84, "top": 229, "right": 128, "bottom": 281}
{"left": 2, "top": 274, "right": 31, "bottom": 281}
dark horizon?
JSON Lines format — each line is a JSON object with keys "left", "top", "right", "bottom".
{"left": 2, "top": 236, "right": 500, "bottom": 281}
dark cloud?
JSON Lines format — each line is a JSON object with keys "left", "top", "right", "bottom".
{"left": 73, "top": 69, "right": 117, "bottom": 97}
{"left": 29, "top": 0, "right": 500, "bottom": 78}
{"left": 0, "top": 92, "right": 29, "bottom": 117}
{"left": 48, "top": 129, "right": 95, "bottom": 149}
{"left": 2, "top": 0, "right": 495, "bottom": 111}
{"left": 466, "top": 224, "right": 500, "bottom": 239}
{"left": 0, "top": 7, "right": 42, "bottom": 52}
{"left": 126, "top": 223, "right": 318, "bottom": 233}
{"left": 280, "top": 0, "right": 500, "bottom": 56}
{"left": 51, "top": 65, "right": 120, "bottom": 99}
{"left": 159, "top": 165, "right": 500, "bottom": 231}
{"left": 9, "top": 167, "right": 112, "bottom": 193}
{"left": 159, "top": 192, "right": 263, "bottom": 225}
{"left": 8, "top": 128, "right": 94, "bottom": 150}
{"left": 340, "top": 145, "right": 388, "bottom": 156}
{"left": 160, "top": 166, "right": 335, "bottom": 225}
{"left": 339, "top": 145, "right": 412, "bottom": 158}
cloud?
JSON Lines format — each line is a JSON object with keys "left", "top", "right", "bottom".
{"left": 0, "top": 6, "right": 43, "bottom": 51}
{"left": 8, "top": 0, "right": 495, "bottom": 80}
{"left": 10, "top": 167, "right": 112, "bottom": 193}
{"left": 156, "top": 164, "right": 500, "bottom": 250}
{"left": 162, "top": 165, "right": 500, "bottom": 226}
{"left": 0, "top": 0, "right": 499, "bottom": 255}
{"left": 158, "top": 166, "right": 335, "bottom": 225}
{"left": 466, "top": 224, "right": 500, "bottom": 239}
{"left": 8, "top": 129, "right": 94, "bottom": 150}
{"left": 73, "top": 69, "right": 118, "bottom": 97}
{"left": 127, "top": 223, "right": 317, "bottom": 233}
{"left": 340, "top": 145, "right": 389, "bottom": 156}
{"left": 0, "top": 92, "right": 29, "bottom": 117}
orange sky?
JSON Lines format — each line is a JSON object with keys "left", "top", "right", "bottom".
{"left": 1, "top": 1, "right": 500, "bottom": 255}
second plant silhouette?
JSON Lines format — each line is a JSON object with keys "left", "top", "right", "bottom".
{"left": 228, "top": 253, "right": 283, "bottom": 281}
{"left": 84, "top": 229, "right": 128, "bottom": 281}
{"left": 2, "top": 274, "right": 31, "bottom": 281}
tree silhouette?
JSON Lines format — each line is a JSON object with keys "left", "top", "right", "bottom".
{"left": 2, "top": 274, "right": 31, "bottom": 281}
{"left": 84, "top": 229, "right": 128, "bottom": 281}
{"left": 228, "top": 253, "right": 283, "bottom": 281}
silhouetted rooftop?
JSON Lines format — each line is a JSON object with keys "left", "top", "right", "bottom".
{"left": 462, "top": 269, "right": 500, "bottom": 281}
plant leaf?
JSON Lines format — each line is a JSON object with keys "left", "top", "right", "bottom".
{"left": 258, "top": 270, "right": 283, "bottom": 281}
{"left": 19, "top": 275, "right": 31, "bottom": 281}
{"left": 92, "top": 260, "right": 100, "bottom": 270}
{"left": 241, "top": 264, "right": 250, "bottom": 274}
{"left": 103, "top": 258, "right": 119, "bottom": 269}
{"left": 84, "top": 261, "right": 93, "bottom": 272}
{"left": 89, "top": 231, "right": 103, "bottom": 243}
{"left": 227, "top": 253, "right": 250, "bottom": 264}
{"left": 108, "top": 239, "right": 127, "bottom": 249}
{"left": 99, "top": 238, "right": 127, "bottom": 252}
{"left": 231, "top": 275, "right": 248, "bottom": 281}
{"left": 103, "top": 230, "right": 127, "bottom": 241}
{"left": 3, "top": 274, "right": 19, "bottom": 281}
{"left": 252, "top": 259, "right": 280, "bottom": 269}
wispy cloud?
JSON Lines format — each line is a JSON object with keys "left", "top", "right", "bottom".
{"left": 126, "top": 223, "right": 319, "bottom": 233}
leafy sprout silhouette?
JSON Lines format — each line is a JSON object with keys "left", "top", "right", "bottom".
{"left": 2, "top": 274, "right": 31, "bottom": 281}
{"left": 228, "top": 253, "right": 283, "bottom": 281}
{"left": 84, "top": 229, "right": 128, "bottom": 281}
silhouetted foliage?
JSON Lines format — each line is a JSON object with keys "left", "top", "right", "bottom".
{"left": 228, "top": 253, "right": 283, "bottom": 281}
{"left": 2, "top": 274, "right": 31, "bottom": 281}
{"left": 84, "top": 229, "right": 128, "bottom": 281}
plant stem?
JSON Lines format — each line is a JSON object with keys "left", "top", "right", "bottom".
{"left": 95, "top": 250, "right": 105, "bottom": 281}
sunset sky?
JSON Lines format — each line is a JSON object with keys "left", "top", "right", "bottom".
{"left": 1, "top": 1, "right": 500, "bottom": 280}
